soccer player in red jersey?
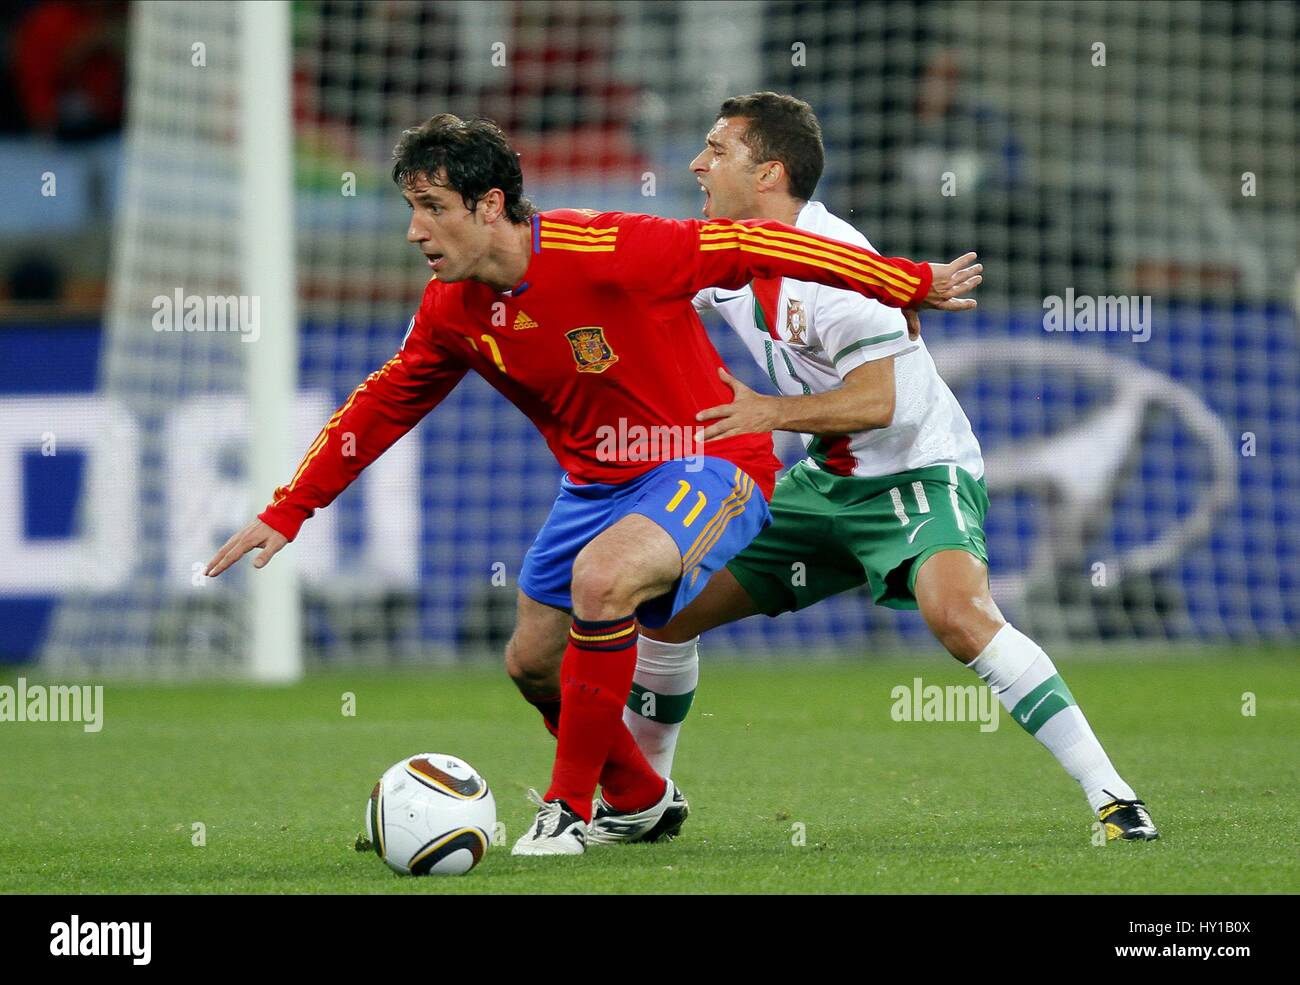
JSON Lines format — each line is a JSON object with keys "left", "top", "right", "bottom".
{"left": 205, "top": 114, "right": 981, "bottom": 855}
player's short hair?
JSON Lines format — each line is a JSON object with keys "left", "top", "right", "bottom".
{"left": 717, "top": 92, "right": 824, "bottom": 201}
{"left": 392, "top": 113, "right": 535, "bottom": 223}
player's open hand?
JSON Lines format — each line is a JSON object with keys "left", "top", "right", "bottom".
{"left": 696, "top": 367, "right": 780, "bottom": 440}
{"left": 920, "top": 252, "right": 982, "bottom": 311}
{"left": 205, "top": 519, "right": 289, "bottom": 578}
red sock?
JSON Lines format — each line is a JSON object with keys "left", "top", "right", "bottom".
{"left": 528, "top": 695, "right": 563, "bottom": 739}
{"left": 528, "top": 693, "right": 665, "bottom": 812}
{"left": 601, "top": 725, "right": 667, "bottom": 812}
{"left": 545, "top": 615, "right": 648, "bottom": 822}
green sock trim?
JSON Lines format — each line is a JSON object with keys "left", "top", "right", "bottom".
{"left": 626, "top": 683, "right": 695, "bottom": 724}
{"left": 1009, "top": 674, "right": 1077, "bottom": 735}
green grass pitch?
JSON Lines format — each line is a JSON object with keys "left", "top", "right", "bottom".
{"left": 2, "top": 648, "right": 1297, "bottom": 894}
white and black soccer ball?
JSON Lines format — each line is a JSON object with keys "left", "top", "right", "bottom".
{"left": 365, "top": 754, "right": 495, "bottom": 876}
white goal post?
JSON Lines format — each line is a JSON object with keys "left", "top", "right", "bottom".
{"left": 242, "top": 0, "right": 302, "bottom": 683}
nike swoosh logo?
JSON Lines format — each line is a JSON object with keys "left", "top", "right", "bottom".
{"left": 1019, "top": 689, "right": 1056, "bottom": 724}
{"left": 905, "top": 517, "right": 935, "bottom": 544}
{"left": 713, "top": 293, "right": 748, "bottom": 303}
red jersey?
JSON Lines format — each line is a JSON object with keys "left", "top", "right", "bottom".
{"left": 259, "top": 209, "right": 933, "bottom": 541}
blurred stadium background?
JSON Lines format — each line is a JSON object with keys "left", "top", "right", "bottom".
{"left": 1, "top": 0, "right": 1296, "bottom": 678}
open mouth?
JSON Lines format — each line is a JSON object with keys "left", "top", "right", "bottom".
{"left": 698, "top": 184, "right": 711, "bottom": 216}
{"left": 424, "top": 253, "right": 445, "bottom": 270}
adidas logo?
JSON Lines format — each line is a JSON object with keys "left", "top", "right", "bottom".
{"left": 513, "top": 310, "right": 539, "bottom": 331}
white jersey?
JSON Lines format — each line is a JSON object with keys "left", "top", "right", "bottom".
{"left": 694, "top": 201, "right": 984, "bottom": 480}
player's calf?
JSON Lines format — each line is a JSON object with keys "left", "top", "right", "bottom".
{"left": 503, "top": 590, "right": 568, "bottom": 699}
{"left": 505, "top": 640, "right": 561, "bottom": 699}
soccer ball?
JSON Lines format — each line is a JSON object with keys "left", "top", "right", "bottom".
{"left": 365, "top": 753, "right": 496, "bottom": 876}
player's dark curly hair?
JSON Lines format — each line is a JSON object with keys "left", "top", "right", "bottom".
{"left": 391, "top": 113, "right": 535, "bottom": 223}
{"left": 717, "top": 92, "right": 825, "bottom": 201}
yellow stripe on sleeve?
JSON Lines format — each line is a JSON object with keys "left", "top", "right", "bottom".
{"left": 540, "top": 219, "right": 619, "bottom": 236}
{"left": 699, "top": 240, "right": 909, "bottom": 303}
{"left": 700, "top": 226, "right": 918, "bottom": 299}
{"left": 701, "top": 223, "right": 920, "bottom": 290}
{"left": 540, "top": 228, "right": 618, "bottom": 244}
{"left": 539, "top": 241, "right": 617, "bottom": 253}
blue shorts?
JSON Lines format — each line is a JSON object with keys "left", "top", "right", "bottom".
{"left": 519, "top": 457, "right": 771, "bottom": 628}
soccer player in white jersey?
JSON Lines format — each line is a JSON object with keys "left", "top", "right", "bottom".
{"left": 592, "top": 92, "right": 1157, "bottom": 844}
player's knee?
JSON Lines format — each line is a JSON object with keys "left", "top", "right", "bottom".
{"left": 925, "top": 596, "right": 1002, "bottom": 662}
{"left": 569, "top": 553, "right": 632, "bottom": 618}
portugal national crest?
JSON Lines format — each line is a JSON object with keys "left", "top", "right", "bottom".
{"left": 565, "top": 326, "right": 619, "bottom": 373}
{"left": 785, "top": 298, "right": 808, "bottom": 344}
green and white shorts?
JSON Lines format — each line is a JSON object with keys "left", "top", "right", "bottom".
{"left": 727, "top": 460, "right": 989, "bottom": 613}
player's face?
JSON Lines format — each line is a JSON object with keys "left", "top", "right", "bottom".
{"left": 402, "top": 172, "right": 493, "bottom": 282}
{"left": 690, "top": 117, "right": 761, "bottom": 220}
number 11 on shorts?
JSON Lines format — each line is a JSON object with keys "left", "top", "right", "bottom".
{"left": 666, "top": 480, "right": 708, "bottom": 527}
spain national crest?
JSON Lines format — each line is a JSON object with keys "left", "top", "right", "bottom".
{"left": 565, "top": 326, "right": 619, "bottom": 373}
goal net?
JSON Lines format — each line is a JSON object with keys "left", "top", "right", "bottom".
{"left": 41, "top": 0, "right": 1299, "bottom": 677}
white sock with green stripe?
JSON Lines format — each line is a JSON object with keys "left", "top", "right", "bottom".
{"left": 969, "top": 624, "right": 1136, "bottom": 813}
{"left": 623, "top": 635, "right": 699, "bottom": 778}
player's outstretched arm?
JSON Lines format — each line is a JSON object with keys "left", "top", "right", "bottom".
{"left": 205, "top": 520, "right": 289, "bottom": 577}
{"left": 205, "top": 309, "right": 467, "bottom": 577}
{"left": 610, "top": 213, "right": 980, "bottom": 312}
